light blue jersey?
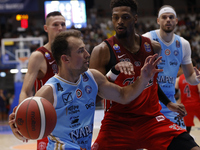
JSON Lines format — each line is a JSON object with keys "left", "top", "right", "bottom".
{"left": 45, "top": 70, "right": 98, "bottom": 150}
{"left": 144, "top": 30, "right": 192, "bottom": 129}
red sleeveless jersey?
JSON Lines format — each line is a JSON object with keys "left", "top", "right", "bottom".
{"left": 34, "top": 47, "right": 58, "bottom": 91}
{"left": 178, "top": 74, "right": 200, "bottom": 105}
{"left": 104, "top": 36, "right": 162, "bottom": 116}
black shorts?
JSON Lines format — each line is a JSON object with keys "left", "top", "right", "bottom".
{"left": 168, "top": 132, "right": 199, "bottom": 150}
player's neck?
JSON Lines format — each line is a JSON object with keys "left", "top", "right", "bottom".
{"left": 58, "top": 68, "right": 81, "bottom": 83}
{"left": 116, "top": 34, "right": 140, "bottom": 54}
{"left": 43, "top": 43, "right": 51, "bottom": 52}
{"left": 159, "top": 29, "right": 174, "bottom": 43}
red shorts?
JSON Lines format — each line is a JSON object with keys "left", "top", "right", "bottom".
{"left": 184, "top": 104, "right": 200, "bottom": 126}
{"left": 37, "top": 137, "right": 48, "bottom": 150}
{"left": 91, "top": 112, "right": 186, "bottom": 150}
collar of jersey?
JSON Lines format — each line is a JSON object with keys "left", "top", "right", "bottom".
{"left": 54, "top": 74, "right": 81, "bottom": 86}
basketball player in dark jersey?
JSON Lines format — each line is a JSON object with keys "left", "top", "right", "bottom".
{"left": 90, "top": 0, "right": 200, "bottom": 149}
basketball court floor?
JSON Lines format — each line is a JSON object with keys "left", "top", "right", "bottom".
{"left": 1, "top": 109, "right": 200, "bottom": 150}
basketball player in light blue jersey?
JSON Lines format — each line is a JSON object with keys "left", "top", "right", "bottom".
{"left": 143, "top": 5, "right": 200, "bottom": 129}
{"left": 9, "top": 29, "right": 163, "bottom": 150}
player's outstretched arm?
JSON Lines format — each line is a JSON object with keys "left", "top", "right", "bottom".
{"left": 91, "top": 54, "right": 162, "bottom": 104}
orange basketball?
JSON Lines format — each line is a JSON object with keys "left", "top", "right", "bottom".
{"left": 15, "top": 96, "right": 57, "bottom": 140}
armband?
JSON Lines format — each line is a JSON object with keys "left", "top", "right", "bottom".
{"left": 158, "top": 84, "right": 171, "bottom": 106}
{"left": 106, "top": 66, "right": 120, "bottom": 82}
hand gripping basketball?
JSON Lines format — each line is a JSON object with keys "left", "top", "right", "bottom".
{"left": 15, "top": 97, "right": 57, "bottom": 140}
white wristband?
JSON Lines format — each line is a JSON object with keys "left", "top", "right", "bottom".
{"left": 106, "top": 70, "right": 119, "bottom": 82}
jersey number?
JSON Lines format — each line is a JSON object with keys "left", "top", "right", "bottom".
{"left": 184, "top": 85, "right": 191, "bottom": 97}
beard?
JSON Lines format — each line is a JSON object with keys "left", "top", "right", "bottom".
{"left": 163, "top": 26, "right": 175, "bottom": 33}
{"left": 163, "top": 28, "right": 173, "bottom": 33}
{"left": 116, "top": 31, "right": 129, "bottom": 39}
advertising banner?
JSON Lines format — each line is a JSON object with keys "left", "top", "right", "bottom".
{"left": 0, "top": 0, "right": 38, "bottom": 13}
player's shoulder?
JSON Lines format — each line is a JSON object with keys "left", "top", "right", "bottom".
{"left": 91, "top": 41, "right": 110, "bottom": 58}
{"left": 142, "top": 32, "right": 151, "bottom": 38}
{"left": 29, "top": 50, "right": 45, "bottom": 62}
{"left": 142, "top": 29, "right": 158, "bottom": 39}
{"left": 88, "top": 69, "right": 103, "bottom": 79}
{"left": 93, "top": 41, "right": 109, "bottom": 52}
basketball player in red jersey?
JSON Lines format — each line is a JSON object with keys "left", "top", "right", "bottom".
{"left": 175, "top": 61, "right": 200, "bottom": 134}
{"left": 89, "top": 0, "right": 200, "bottom": 149}
{"left": 9, "top": 11, "right": 66, "bottom": 150}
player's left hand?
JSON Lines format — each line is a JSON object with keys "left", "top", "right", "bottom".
{"left": 8, "top": 107, "right": 29, "bottom": 142}
{"left": 167, "top": 102, "right": 187, "bottom": 119}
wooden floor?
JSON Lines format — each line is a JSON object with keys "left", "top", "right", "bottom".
{"left": 1, "top": 110, "right": 200, "bottom": 150}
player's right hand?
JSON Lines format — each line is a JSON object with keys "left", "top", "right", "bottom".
{"left": 141, "top": 54, "right": 163, "bottom": 83}
{"left": 8, "top": 107, "right": 29, "bottom": 142}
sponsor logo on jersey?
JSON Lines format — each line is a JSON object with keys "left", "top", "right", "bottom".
{"left": 153, "top": 38, "right": 159, "bottom": 42}
{"left": 165, "top": 49, "right": 171, "bottom": 56}
{"left": 169, "top": 59, "right": 178, "bottom": 66}
{"left": 145, "top": 78, "right": 154, "bottom": 88}
{"left": 49, "top": 60, "right": 55, "bottom": 65}
{"left": 176, "top": 40, "right": 180, "bottom": 48}
{"left": 144, "top": 42, "right": 151, "bottom": 52}
{"left": 38, "top": 141, "right": 47, "bottom": 150}
{"left": 123, "top": 77, "right": 135, "bottom": 85}
{"left": 52, "top": 64, "right": 58, "bottom": 74}
{"left": 134, "top": 61, "right": 141, "bottom": 67}
{"left": 70, "top": 125, "right": 92, "bottom": 142}
{"left": 82, "top": 73, "right": 89, "bottom": 82}
{"left": 157, "top": 75, "right": 175, "bottom": 84}
{"left": 113, "top": 44, "right": 120, "bottom": 50}
{"left": 63, "top": 92, "right": 73, "bottom": 105}
{"left": 169, "top": 124, "right": 183, "bottom": 131}
{"left": 85, "top": 85, "right": 92, "bottom": 94}
{"left": 67, "top": 105, "right": 80, "bottom": 115}
{"left": 174, "top": 50, "right": 179, "bottom": 56}
{"left": 118, "top": 54, "right": 126, "bottom": 58}
{"left": 156, "top": 115, "right": 165, "bottom": 122}
{"left": 76, "top": 89, "right": 82, "bottom": 98}
{"left": 85, "top": 99, "right": 95, "bottom": 109}
{"left": 119, "top": 58, "right": 131, "bottom": 62}
{"left": 45, "top": 52, "right": 51, "bottom": 60}
{"left": 70, "top": 116, "right": 79, "bottom": 124}
{"left": 158, "top": 59, "right": 165, "bottom": 65}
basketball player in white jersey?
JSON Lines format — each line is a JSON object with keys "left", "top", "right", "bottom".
{"left": 143, "top": 5, "right": 200, "bottom": 129}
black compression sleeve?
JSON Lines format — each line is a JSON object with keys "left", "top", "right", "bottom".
{"left": 157, "top": 84, "right": 171, "bottom": 106}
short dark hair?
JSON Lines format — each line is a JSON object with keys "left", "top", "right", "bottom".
{"left": 46, "top": 11, "right": 63, "bottom": 18}
{"left": 51, "top": 29, "right": 82, "bottom": 66}
{"left": 110, "top": 0, "right": 138, "bottom": 14}
{"left": 46, "top": 11, "right": 64, "bottom": 24}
